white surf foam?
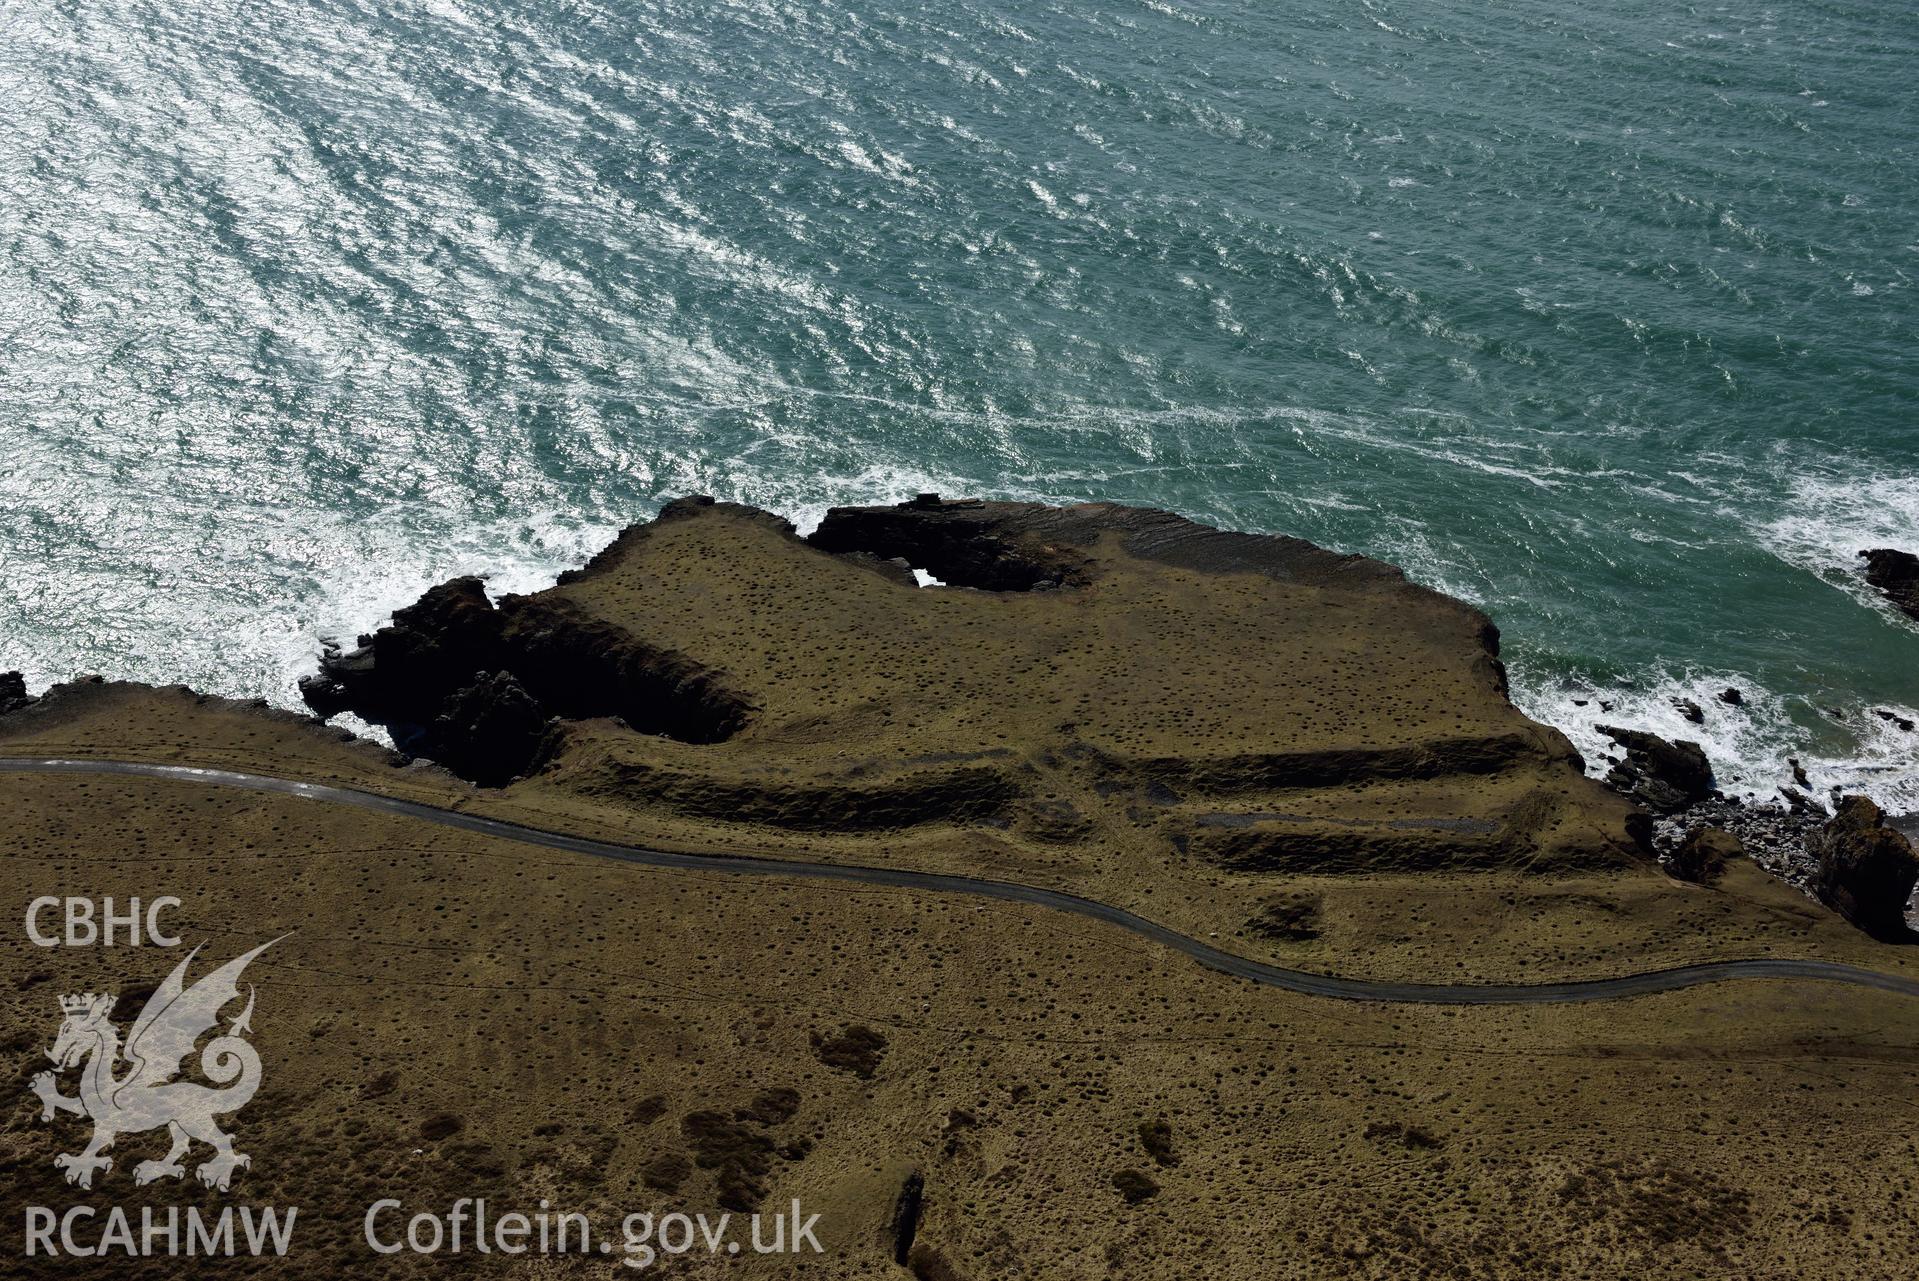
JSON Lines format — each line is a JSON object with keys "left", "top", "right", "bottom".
{"left": 1511, "top": 662, "right": 1919, "bottom": 815}
{"left": 1759, "top": 469, "right": 1919, "bottom": 626}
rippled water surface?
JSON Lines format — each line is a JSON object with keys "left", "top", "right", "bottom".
{"left": 2, "top": 0, "right": 1916, "bottom": 801}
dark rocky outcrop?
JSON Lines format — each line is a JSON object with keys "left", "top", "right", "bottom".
{"left": 809, "top": 490, "right": 1423, "bottom": 593}
{"left": 499, "top": 596, "right": 748, "bottom": 742}
{"left": 430, "top": 671, "right": 556, "bottom": 787}
{"left": 1859, "top": 548, "right": 1919, "bottom": 621}
{"left": 1598, "top": 726, "right": 1714, "bottom": 814}
{"left": 301, "top": 570, "right": 751, "bottom": 785}
{"left": 810, "top": 494, "right": 1084, "bottom": 591}
{"left": 1669, "top": 826, "right": 1741, "bottom": 883}
{"left": 0, "top": 671, "right": 31, "bottom": 716}
{"left": 1810, "top": 796, "right": 1919, "bottom": 940}
{"left": 301, "top": 577, "right": 503, "bottom": 725}
{"left": 838, "top": 550, "right": 919, "bottom": 589}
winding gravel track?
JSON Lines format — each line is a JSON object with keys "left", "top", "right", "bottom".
{"left": 7, "top": 756, "right": 1916, "bottom": 1006}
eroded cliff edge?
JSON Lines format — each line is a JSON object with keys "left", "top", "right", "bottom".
{"left": 300, "top": 494, "right": 1647, "bottom": 876}
{"left": 7, "top": 497, "right": 1914, "bottom": 978}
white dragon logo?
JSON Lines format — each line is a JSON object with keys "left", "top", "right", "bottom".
{"left": 28, "top": 939, "right": 281, "bottom": 1192}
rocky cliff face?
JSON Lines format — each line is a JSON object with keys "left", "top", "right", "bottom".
{"left": 301, "top": 495, "right": 1645, "bottom": 875}
{"left": 1811, "top": 796, "right": 1919, "bottom": 941}
{"left": 302, "top": 499, "right": 756, "bottom": 785}
{"left": 0, "top": 671, "right": 30, "bottom": 716}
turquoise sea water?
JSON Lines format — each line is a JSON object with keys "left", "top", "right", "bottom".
{"left": 2, "top": 0, "right": 1915, "bottom": 803}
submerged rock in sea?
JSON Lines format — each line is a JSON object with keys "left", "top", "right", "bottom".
{"left": 301, "top": 494, "right": 1644, "bottom": 872}
{"left": 1669, "top": 826, "right": 1741, "bottom": 883}
{"left": 0, "top": 671, "right": 31, "bottom": 716}
{"left": 1810, "top": 796, "right": 1919, "bottom": 941}
{"left": 1858, "top": 548, "right": 1919, "bottom": 621}
{"left": 1596, "top": 726, "right": 1714, "bottom": 814}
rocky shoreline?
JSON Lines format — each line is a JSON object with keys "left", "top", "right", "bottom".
{"left": 1547, "top": 540, "right": 1919, "bottom": 936}
{"left": 1649, "top": 799, "right": 1823, "bottom": 893}
{"left": 5, "top": 499, "right": 1915, "bottom": 943}
{"left": 1592, "top": 717, "right": 1919, "bottom": 938}
{"left": 294, "top": 507, "right": 1919, "bottom": 946}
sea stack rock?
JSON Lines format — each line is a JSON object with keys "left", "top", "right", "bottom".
{"left": 0, "top": 671, "right": 31, "bottom": 716}
{"left": 1810, "top": 796, "right": 1919, "bottom": 940}
{"left": 1858, "top": 548, "right": 1919, "bottom": 621}
{"left": 1597, "top": 726, "right": 1714, "bottom": 813}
